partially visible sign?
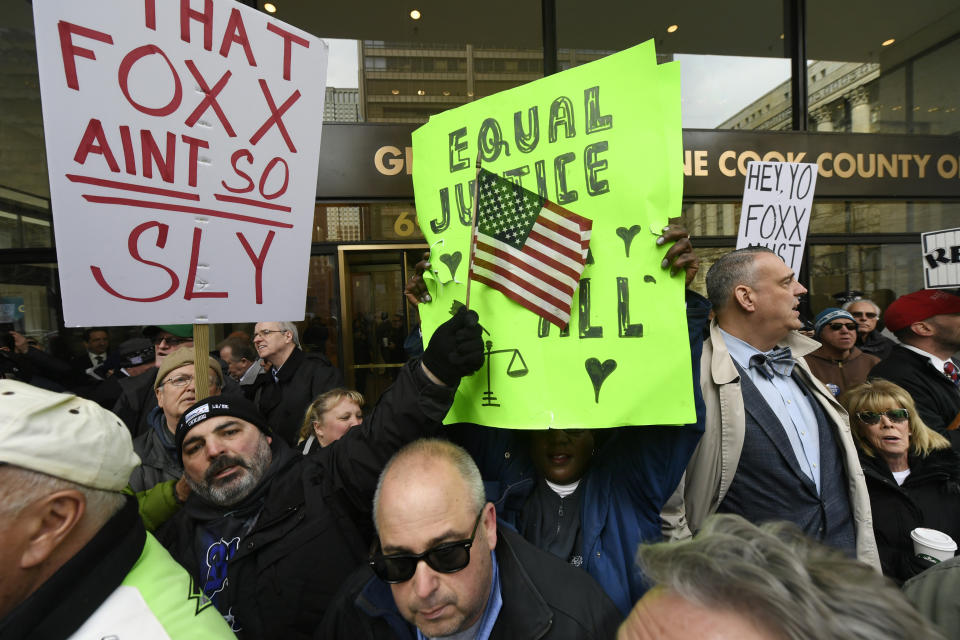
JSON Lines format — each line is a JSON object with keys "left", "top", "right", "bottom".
{"left": 34, "top": 0, "right": 328, "bottom": 326}
{"left": 922, "top": 227, "right": 960, "bottom": 289}
{"left": 736, "top": 161, "right": 818, "bottom": 273}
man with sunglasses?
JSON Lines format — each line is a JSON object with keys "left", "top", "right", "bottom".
{"left": 806, "top": 308, "right": 880, "bottom": 398}
{"left": 321, "top": 438, "right": 621, "bottom": 639}
{"left": 870, "top": 289, "right": 960, "bottom": 436}
{"left": 843, "top": 298, "right": 896, "bottom": 360}
{"left": 156, "top": 309, "right": 484, "bottom": 639}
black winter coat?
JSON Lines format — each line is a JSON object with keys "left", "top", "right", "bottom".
{"left": 861, "top": 446, "right": 960, "bottom": 583}
{"left": 318, "top": 527, "right": 622, "bottom": 640}
{"left": 247, "top": 348, "right": 344, "bottom": 446}
{"left": 156, "top": 361, "right": 453, "bottom": 640}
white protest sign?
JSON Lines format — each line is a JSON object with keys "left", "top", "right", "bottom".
{"left": 735, "top": 161, "right": 817, "bottom": 273}
{"left": 921, "top": 227, "right": 960, "bottom": 289}
{"left": 33, "top": 0, "right": 327, "bottom": 326}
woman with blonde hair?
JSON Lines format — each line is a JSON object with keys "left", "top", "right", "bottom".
{"left": 297, "top": 388, "right": 364, "bottom": 454}
{"left": 842, "top": 379, "right": 960, "bottom": 582}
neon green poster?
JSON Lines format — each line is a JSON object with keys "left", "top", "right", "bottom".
{"left": 412, "top": 40, "right": 693, "bottom": 429}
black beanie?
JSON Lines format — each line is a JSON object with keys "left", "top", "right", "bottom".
{"left": 176, "top": 395, "right": 272, "bottom": 455}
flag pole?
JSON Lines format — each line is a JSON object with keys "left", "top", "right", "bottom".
{"left": 463, "top": 151, "right": 482, "bottom": 311}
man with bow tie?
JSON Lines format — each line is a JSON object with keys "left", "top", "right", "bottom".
{"left": 663, "top": 247, "right": 880, "bottom": 569}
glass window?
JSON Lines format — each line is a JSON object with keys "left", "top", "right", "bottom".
{"left": 0, "top": 263, "right": 58, "bottom": 337}
{"left": 682, "top": 200, "right": 960, "bottom": 236}
{"left": 556, "top": 3, "right": 787, "bottom": 131}
{"left": 302, "top": 255, "right": 341, "bottom": 367}
{"left": 1, "top": 8, "right": 48, "bottom": 202}
{"left": 313, "top": 203, "right": 423, "bottom": 242}
{"left": 807, "top": 5, "right": 960, "bottom": 135}
{"left": 679, "top": 55, "right": 791, "bottom": 130}
{"left": 807, "top": 244, "right": 919, "bottom": 314}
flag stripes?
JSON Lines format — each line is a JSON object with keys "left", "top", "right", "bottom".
{"left": 469, "top": 168, "right": 592, "bottom": 328}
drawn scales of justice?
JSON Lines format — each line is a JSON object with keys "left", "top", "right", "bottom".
{"left": 480, "top": 338, "right": 528, "bottom": 406}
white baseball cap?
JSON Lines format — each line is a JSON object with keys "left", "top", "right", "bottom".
{"left": 0, "top": 380, "right": 140, "bottom": 492}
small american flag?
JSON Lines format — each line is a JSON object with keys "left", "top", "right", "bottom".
{"left": 470, "top": 168, "right": 592, "bottom": 328}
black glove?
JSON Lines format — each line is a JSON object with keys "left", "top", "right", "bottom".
{"left": 422, "top": 308, "right": 484, "bottom": 385}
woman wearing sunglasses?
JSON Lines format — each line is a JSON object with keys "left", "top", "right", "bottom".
{"left": 842, "top": 379, "right": 960, "bottom": 583}
{"left": 806, "top": 308, "right": 881, "bottom": 398}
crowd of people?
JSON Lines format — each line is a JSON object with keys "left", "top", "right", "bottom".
{"left": 2, "top": 229, "right": 960, "bottom": 639}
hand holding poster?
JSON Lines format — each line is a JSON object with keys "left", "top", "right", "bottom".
{"left": 412, "top": 40, "right": 694, "bottom": 430}
{"left": 33, "top": 0, "right": 327, "bottom": 326}
{"left": 735, "top": 161, "right": 818, "bottom": 273}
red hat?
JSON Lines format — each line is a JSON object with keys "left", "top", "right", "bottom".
{"left": 884, "top": 289, "right": 960, "bottom": 332}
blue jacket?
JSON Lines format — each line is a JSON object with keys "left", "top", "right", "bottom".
{"left": 447, "top": 291, "right": 710, "bottom": 615}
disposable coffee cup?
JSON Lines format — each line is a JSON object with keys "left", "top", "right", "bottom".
{"left": 911, "top": 527, "right": 957, "bottom": 563}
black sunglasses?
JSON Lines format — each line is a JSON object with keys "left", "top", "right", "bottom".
{"left": 856, "top": 409, "right": 909, "bottom": 424}
{"left": 827, "top": 322, "right": 859, "bottom": 332}
{"left": 369, "top": 509, "right": 484, "bottom": 583}
{"left": 850, "top": 311, "right": 878, "bottom": 319}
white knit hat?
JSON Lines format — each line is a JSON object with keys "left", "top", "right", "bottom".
{"left": 0, "top": 380, "right": 140, "bottom": 491}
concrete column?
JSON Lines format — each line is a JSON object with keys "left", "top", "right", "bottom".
{"left": 846, "top": 87, "right": 871, "bottom": 133}
{"left": 811, "top": 106, "right": 834, "bottom": 132}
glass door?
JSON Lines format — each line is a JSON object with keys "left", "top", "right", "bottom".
{"left": 338, "top": 244, "right": 427, "bottom": 404}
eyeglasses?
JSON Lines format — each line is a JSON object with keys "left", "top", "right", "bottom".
{"left": 369, "top": 509, "right": 484, "bottom": 583}
{"left": 159, "top": 374, "right": 219, "bottom": 389}
{"left": 154, "top": 335, "right": 191, "bottom": 347}
{"left": 253, "top": 329, "right": 288, "bottom": 340}
{"left": 856, "top": 409, "right": 909, "bottom": 424}
{"left": 850, "top": 311, "right": 878, "bottom": 319}
{"left": 827, "top": 323, "right": 859, "bottom": 332}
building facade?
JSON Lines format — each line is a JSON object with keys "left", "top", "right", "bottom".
{"left": 1, "top": 1, "right": 958, "bottom": 395}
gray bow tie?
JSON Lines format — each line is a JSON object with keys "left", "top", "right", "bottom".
{"left": 750, "top": 346, "right": 795, "bottom": 380}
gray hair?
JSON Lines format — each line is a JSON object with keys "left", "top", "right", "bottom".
{"left": 705, "top": 246, "right": 775, "bottom": 312}
{"left": 636, "top": 514, "right": 943, "bottom": 640}
{"left": 372, "top": 438, "right": 486, "bottom": 534}
{"left": 258, "top": 321, "right": 301, "bottom": 348}
{"left": 279, "top": 321, "right": 301, "bottom": 348}
{"left": 0, "top": 465, "right": 126, "bottom": 526}
{"left": 842, "top": 299, "right": 881, "bottom": 315}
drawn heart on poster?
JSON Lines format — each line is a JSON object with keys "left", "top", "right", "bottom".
{"left": 585, "top": 357, "right": 617, "bottom": 403}
{"left": 440, "top": 251, "right": 463, "bottom": 282}
{"left": 616, "top": 225, "right": 643, "bottom": 257}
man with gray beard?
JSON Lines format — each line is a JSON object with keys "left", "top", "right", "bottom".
{"left": 155, "top": 308, "right": 484, "bottom": 640}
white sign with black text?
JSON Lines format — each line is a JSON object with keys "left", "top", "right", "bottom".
{"left": 922, "top": 227, "right": 960, "bottom": 289}
{"left": 735, "top": 161, "right": 818, "bottom": 274}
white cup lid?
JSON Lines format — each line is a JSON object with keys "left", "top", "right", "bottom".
{"left": 911, "top": 528, "right": 958, "bottom": 551}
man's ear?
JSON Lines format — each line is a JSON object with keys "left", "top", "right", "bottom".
{"left": 732, "top": 284, "right": 756, "bottom": 313}
{"left": 911, "top": 321, "right": 934, "bottom": 337}
{"left": 20, "top": 490, "right": 86, "bottom": 569}
{"left": 481, "top": 502, "right": 497, "bottom": 551}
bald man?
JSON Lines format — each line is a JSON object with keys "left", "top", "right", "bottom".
{"left": 321, "top": 439, "right": 621, "bottom": 639}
